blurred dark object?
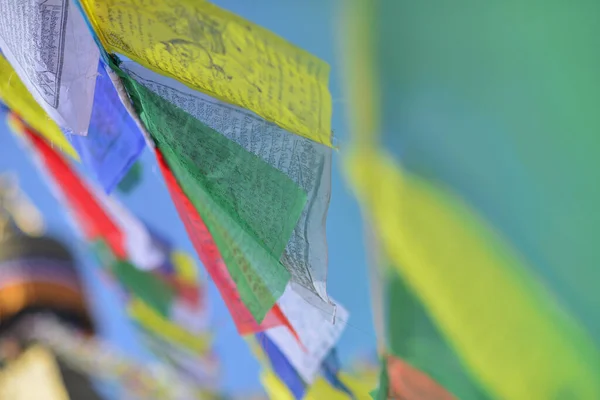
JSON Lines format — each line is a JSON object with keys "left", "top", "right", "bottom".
{"left": 0, "top": 211, "right": 94, "bottom": 332}
{"left": 0, "top": 176, "right": 101, "bottom": 399}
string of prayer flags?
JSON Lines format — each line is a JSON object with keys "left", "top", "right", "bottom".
{"left": 0, "top": 55, "right": 77, "bottom": 159}
{"left": 109, "top": 50, "right": 347, "bottom": 396}
{"left": 97, "top": 221, "right": 217, "bottom": 392}
{"left": 79, "top": 0, "right": 333, "bottom": 146}
{"left": 89, "top": 224, "right": 213, "bottom": 356}
{"left": 120, "top": 68, "right": 306, "bottom": 323}
{"left": 121, "top": 60, "right": 335, "bottom": 319}
{"left": 342, "top": 1, "right": 600, "bottom": 398}
{"left": 12, "top": 115, "right": 218, "bottom": 394}
{"left": 79, "top": 2, "right": 339, "bottom": 368}
{"left": 133, "top": 238, "right": 212, "bottom": 339}
{"left": 0, "top": 2, "right": 371, "bottom": 397}
{"left": 78, "top": 182, "right": 205, "bottom": 326}
{"left": 0, "top": 0, "right": 99, "bottom": 135}
{"left": 58, "top": 195, "right": 210, "bottom": 364}
{"left": 92, "top": 241, "right": 216, "bottom": 385}
{"left": 99, "top": 193, "right": 206, "bottom": 320}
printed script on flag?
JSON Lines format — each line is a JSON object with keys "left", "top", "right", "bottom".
{"left": 121, "top": 61, "right": 333, "bottom": 311}
{"left": 0, "top": 0, "right": 99, "bottom": 134}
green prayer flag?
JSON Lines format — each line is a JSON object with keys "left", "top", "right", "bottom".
{"left": 91, "top": 240, "right": 175, "bottom": 317}
{"left": 110, "top": 259, "right": 175, "bottom": 317}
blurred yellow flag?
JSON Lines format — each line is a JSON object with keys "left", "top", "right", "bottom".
{"left": 339, "top": 373, "right": 376, "bottom": 399}
{"left": 261, "top": 371, "right": 295, "bottom": 400}
{"left": 80, "top": 0, "right": 332, "bottom": 146}
{"left": 0, "top": 56, "right": 78, "bottom": 160}
{"left": 306, "top": 378, "right": 363, "bottom": 400}
{"left": 346, "top": 149, "right": 600, "bottom": 400}
{"left": 171, "top": 250, "right": 198, "bottom": 284}
{"left": 128, "top": 297, "right": 211, "bottom": 354}
{"left": 261, "top": 370, "right": 373, "bottom": 400}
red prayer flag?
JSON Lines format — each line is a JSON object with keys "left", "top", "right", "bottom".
{"left": 20, "top": 120, "right": 127, "bottom": 259}
{"left": 387, "top": 355, "right": 455, "bottom": 400}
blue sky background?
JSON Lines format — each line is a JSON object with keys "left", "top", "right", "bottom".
{"left": 0, "top": 0, "right": 376, "bottom": 396}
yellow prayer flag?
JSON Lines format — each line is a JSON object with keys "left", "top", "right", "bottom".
{"left": 261, "top": 369, "right": 371, "bottom": 400}
{"left": 244, "top": 336, "right": 271, "bottom": 370}
{"left": 339, "top": 373, "right": 377, "bottom": 399}
{"left": 0, "top": 56, "right": 79, "bottom": 160}
{"left": 171, "top": 250, "right": 198, "bottom": 284}
{"left": 305, "top": 378, "right": 357, "bottom": 400}
{"left": 346, "top": 149, "right": 600, "bottom": 400}
{"left": 80, "top": 0, "right": 332, "bottom": 146}
{"left": 261, "top": 370, "right": 295, "bottom": 400}
{"left": 128, "top": 297, "right": 212, "bottom": 354}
